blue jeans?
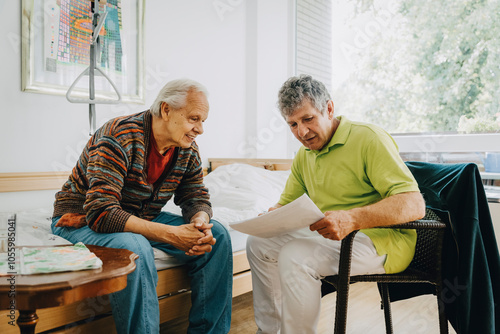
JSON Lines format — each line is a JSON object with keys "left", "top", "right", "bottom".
{"left": 51, "top": 212, "right": 233, "bottom": 334}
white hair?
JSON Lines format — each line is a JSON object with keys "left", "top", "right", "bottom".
{"left": 150, "top": 78, "right": 209, "bottom": 117}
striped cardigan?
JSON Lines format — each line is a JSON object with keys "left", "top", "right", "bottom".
{"left": 53, "top": 110, "right": 212, "bottom": 233}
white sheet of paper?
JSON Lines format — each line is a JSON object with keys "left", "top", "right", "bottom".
{"left": 229, "top": 194, "right": 325, "bottom": 238}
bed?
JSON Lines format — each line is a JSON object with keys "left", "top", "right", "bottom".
{"left": 0, "top": 158, "right": 292, "bottom": 333}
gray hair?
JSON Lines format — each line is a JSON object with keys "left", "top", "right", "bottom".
{"left": 277, "top": 74, "right": 331, "bottom": 118}
{"left": 150, "top": 78, "right": 209, "bottom": 117}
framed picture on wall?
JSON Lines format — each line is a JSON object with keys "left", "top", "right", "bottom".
{"left": 21, "top": 0, "right": 145, "bottom": 104}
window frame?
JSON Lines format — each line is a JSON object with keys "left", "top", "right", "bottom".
{"left": 393, "top": 133, "right": 500, "bottom": 153}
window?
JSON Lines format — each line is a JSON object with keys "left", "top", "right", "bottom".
{"left": 331, "top": 0, "right": 500, "bottom": 138}
{"left": 294, "top": 0, "right": 499, "bottom": 173}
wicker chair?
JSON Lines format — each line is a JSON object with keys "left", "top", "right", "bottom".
{"left": 322, "top": 208, "right": 448, "bottom": 334}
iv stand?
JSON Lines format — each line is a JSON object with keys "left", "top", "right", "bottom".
{"left": 66, "top": 0, "right": 122, "bottom": 135}
{"left": 89, "top": 5, "right": 98, "bottom": 135}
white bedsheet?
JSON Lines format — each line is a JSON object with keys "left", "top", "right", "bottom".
{"left": 6, "top": 163, "right": 290, "bottom": 271}
{"left": 11, "top": 210, "right": 71, "bottom": 247}
{"left": 163, "top": 163, "right": 290, "bottom": 230}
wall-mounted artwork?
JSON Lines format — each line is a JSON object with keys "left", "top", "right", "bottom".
{"left": 21, "top": 0, "right": 145, "bottom": 103}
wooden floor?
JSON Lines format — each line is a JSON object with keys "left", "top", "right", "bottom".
{"left": 161, "top": 282, "right": 457, "bottom": 333}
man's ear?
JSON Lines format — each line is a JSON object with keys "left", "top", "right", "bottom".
{"left": 327, "top": 100, "right": 335, "bottom": 119}
{"left": 160, "top": 102, "right": 170, "bottom": 120}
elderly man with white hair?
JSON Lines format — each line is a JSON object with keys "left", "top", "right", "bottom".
{"left": 51, "top": 79, "right": 233, "bottom": 334}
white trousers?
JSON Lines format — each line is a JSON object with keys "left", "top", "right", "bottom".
{"left": 246, "top": 228, "right": 386, "bottom": 334}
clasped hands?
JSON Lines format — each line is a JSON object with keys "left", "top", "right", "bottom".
{"left": 182, "top": 215, "right": 216, "bottom": 256}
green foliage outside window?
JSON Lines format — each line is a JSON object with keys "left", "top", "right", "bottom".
{"left": 333, "top": 0, "right": 500, "bottom": 134}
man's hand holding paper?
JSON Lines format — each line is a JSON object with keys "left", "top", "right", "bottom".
{"left": 309, "top": 210, "right": 355, "bottom": 241}
{"left": 229, "top": 194, "right": 324, "bottom": 238}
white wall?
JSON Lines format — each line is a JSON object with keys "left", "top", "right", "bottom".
{"left": 0, "top": 0, "right": 293, "bottom": 175}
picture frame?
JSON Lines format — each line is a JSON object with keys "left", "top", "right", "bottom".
{"left": 21, "top": 0, "right": 145, "bottom": 104}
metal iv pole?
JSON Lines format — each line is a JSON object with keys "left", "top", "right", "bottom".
{"left": 66, "top": 0, "right": 121, "bottom": 135}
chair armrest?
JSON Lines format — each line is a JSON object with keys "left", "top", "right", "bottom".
{"left": 376, "top": 219, "right": 446, "bottom": 230}
{"left": 343, "top": 207, "right": 446, "bottom": 237}
{"left": 341, "top": 219, "right": 445, "bottom": 245}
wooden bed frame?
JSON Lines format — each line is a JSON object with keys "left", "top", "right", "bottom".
{"left": 0, "top": 158, "right": 293, "bottom": 333}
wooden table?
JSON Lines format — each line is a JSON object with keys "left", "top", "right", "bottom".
{"left": 0, "top": 245, "right": 138, "bottom": 334}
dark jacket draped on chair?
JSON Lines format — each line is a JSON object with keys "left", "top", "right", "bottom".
{"left": 387, "top": 162, "right": 500, "bottom": 334}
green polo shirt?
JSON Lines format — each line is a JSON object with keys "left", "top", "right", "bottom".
{"left": 279, "top": 116, "right": 420, "bottom": 273}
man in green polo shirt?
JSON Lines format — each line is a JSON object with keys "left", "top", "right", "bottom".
{"left": 246, "top": 75, "right": 425, "bottom": 334}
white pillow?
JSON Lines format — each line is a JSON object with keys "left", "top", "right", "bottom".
{"left": 162, "top": 163, "right": 291, "bottom": 229}
{"left": 204, "top": 163, "right": 289, "bottom": 210}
